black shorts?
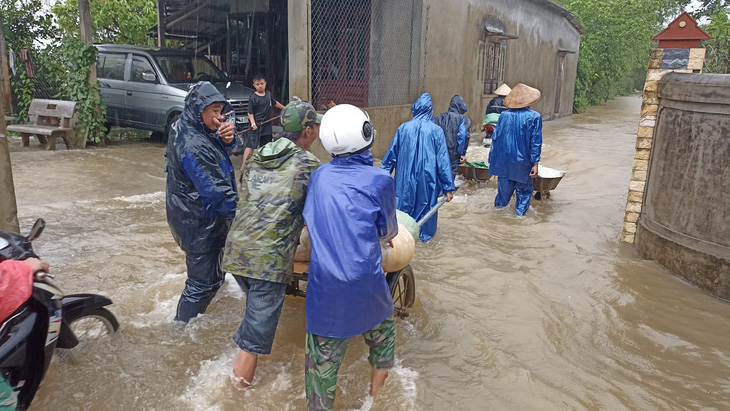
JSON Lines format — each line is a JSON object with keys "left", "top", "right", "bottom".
{"left": 243, "top": 130, "right": 273, "bottom": 149}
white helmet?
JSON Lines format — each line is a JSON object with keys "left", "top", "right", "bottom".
{"left": 319, "top": 104, "right": 376, "bottom": 157}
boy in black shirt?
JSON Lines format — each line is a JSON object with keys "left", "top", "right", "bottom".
{"left": 242, "top": 74, "right": 285, "bottom": 170}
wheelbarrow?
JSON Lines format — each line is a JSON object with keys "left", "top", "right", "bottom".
{"left": 534, "top": 165, "right": 566, "bottom": 200}
{"left": 287, "top": 196, "right": 451, "bottom": 318}
{"left": 288, "top": 263, "right": 416, "bottom": 318}
{"left": 457, "top": 161, "right": 492, "bottom": 182}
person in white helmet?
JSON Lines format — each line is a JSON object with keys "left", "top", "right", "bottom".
{"left": 302, "top": 104, "right": 398, "bottom": 410}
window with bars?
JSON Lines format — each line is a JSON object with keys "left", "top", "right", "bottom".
{"left": 481, "top": 40, "right": 504, "bottom": 95}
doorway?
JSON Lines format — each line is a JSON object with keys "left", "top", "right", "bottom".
{"left": 312, "top": 0, "right": 371, "bottom": 109}
{"left": 554, "top": 53, "right": 566, "bottom": 115}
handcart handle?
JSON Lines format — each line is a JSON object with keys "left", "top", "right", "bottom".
{"left": 416, "top": 188, "right": 457, "bottom": 228}
{"left": 239, "top": 115, "right": 282, "bottom": 134}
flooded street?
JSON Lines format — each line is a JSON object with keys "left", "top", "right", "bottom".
{"left": 9, "top": 94, "right": 730, "bottom": 410}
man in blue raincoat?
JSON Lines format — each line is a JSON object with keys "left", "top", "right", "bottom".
{"left": 486, "top": 84, "right": 511, "bottom": 115}
{"left": 165, "top": 81, "right": 238, "bottom": 323}
{"left": 488, "top": 83, "right": 543, "bottom": 216}
{"left": 434, "top": 94, "right": 471, "bottom": 177}
{"left": 303, "top": 104, "right": 398, "bottom": 410}
{"left": 381, "top": 93, "right": 455, "bottom": 242}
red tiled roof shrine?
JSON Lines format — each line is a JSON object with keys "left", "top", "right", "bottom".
{"left": 653, "top": 12, "right": 711, "bottom": 48}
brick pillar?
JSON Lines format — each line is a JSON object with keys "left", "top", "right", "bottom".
{"left": 620, "top": 47, "right": 706, "bottom": 243}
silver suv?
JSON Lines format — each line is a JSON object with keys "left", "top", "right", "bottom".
{"left": 96, "top": 44, "right": 254, "bottom": 141}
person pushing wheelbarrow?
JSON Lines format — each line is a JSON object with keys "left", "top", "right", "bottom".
{"left": 302, "top": 104, "right": 405, "bottom": 410}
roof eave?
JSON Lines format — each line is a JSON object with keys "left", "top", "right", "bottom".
{"left": 530, "top": 0, "right": 586, "bottom": 35}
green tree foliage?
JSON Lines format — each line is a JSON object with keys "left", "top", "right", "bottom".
{"left": 1, "top": 0, "right": 60, "bottom": 120}
{"left": 560, "top": 0, "right": 691, "bottom": 112}
{"left": 701, "top": 8, "right": 730, "bottom": 73}
{"left": 0, "top": 0, "right": 57, "bottom": 51}
{"left": 697, "top": 0, "right": 728, "bottom": 13}
{"left": 52, "top": 0, "right": 157, "bottom": 45}
{"left": 1, "top": 0, "right": 108, "bottom": 141}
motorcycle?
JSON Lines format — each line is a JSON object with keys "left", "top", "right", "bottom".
{"left": 0, "top": 219, "right": 119, "bottom": 411}
{"left": 481, "top": 113, "right": 500, "bottom": 147}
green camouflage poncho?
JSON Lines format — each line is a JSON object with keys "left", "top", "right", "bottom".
{"left": 222, "top": 138, "right": 320, "bottom": 283}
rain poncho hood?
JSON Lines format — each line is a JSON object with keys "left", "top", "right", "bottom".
{"left": 222, "top": 138, "right": 320, "bottom": 284}
{"left": 303, "top": 151, "right": 398, "bottom": 338}
{"left": 255, "top": 137, "right": 301, "bottom": 168}
{"left": 488, "top": 108, "right": 543, "bottom": 184}
{"left": 381, "top": 93, "right": 455, "bottom": 242}
{"left": 166, "top": 81, "right": 238, "bottom": 253}
{"left": 448, "top": 94, "right": 468, "bottom": 115}
{"left": 434, "top": 95, "right": 471, "bottom": 176}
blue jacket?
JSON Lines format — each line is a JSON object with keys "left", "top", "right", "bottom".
{"left": 303, "top": 151, "right": 398, "bottom": 339}
{"left": 165, "top": 82, "right": 238, "bottom": 253}
{"left": 381, "top": 93, "right": 455, "bottom": 242}
{"left": 434, "top": 95, "right": 471, "bottom": 176}
{"left": 488, "top": 108, "right": 543, "bottom": 184}
{"left": 486, "top": 96, "right": 508, "bottom": 115}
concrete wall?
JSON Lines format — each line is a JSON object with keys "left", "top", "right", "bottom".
{"left": 423, "top": 0, "right": 581, "bottom": 127}
{"left": 635, "top": 73, "right": 730, "bottom": 300}
{"left": 296, "top": 0, "right": 580, "bottom": 161}
{"left": 621, "top": 48, "right": 706, "bottom": 243}
{"left": 368, "top": 0, "right": 580, "bottom": 159}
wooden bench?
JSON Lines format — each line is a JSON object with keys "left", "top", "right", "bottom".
{"left": 7, "top": 99, "right": 76, "bottom": 150}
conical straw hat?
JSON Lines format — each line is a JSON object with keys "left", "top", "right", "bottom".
{"left": 494, "top": 84, "right": 511, "bottom": 96}
{"left": 504, "top": 83, "right": 541, "bottom": 109}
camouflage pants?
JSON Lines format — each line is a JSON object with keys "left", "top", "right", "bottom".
{"left": 305, "top": 318, "right": 395, "bottom": 410}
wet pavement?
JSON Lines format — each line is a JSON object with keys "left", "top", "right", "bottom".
{"left": 9, "top": 95, "right": 730, "bottom": 410}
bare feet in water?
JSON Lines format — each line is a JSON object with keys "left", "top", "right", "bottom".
{"left": 370, "top": 368, "right": 389, "bottom": 397}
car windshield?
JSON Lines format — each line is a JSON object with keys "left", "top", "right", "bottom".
{"left": 154, "top": 54, "right": 228, "bottom": 84}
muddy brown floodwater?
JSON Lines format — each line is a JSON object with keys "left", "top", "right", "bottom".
{"left": 8, "top": 95, "right": 730, "bottom": 410}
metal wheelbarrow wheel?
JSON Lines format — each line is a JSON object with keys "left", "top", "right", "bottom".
{"left": 387, "top": 265, "right": 416, "bottom": 318}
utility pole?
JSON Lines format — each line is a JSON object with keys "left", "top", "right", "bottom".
{"left": 0, "top": 14, "right": 19, "bottom": 233}
{"left": 0, "top": 110, "right": 19, "bottom": 233}
{"left": 78, "top": 0, "right": 101, "bottom": 147}
{"left": 79, "top": 0, "right": 93, "bottom": 44}
{"left": 0, "top": 13, "right": 12, "bottom": 116}
{"left": 157, "top": 0, "right": 166, "bottom": 48}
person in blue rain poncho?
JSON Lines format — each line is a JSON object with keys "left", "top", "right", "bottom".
{"left": 302, "top": 104, "right": 398, "bottom": 410}
{"left": 381, "top": 93, "right": 455, "bottom": 242}
{"left": 165, "top": 81, "right": 238, "bottom": 323}
{"left": 434, "top": 94, "right": 471, "bottom": 177}
{"left": 488, "top": 83, "right": 543, "bottom": 216}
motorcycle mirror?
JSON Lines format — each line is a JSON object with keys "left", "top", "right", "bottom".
{"left": 28, "top": 218, "right": 45, "bottom": 241}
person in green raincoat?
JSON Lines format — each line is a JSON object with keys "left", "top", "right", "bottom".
{"left": 221, "top": 100, "right": 322, "bottom": 387}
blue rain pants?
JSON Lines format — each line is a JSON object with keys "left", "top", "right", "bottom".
{"left": 495, "top": 177, "right": 534, "bottom": 216}
{"left": 175, "top": 250, "right": 225, "bottom": 322}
